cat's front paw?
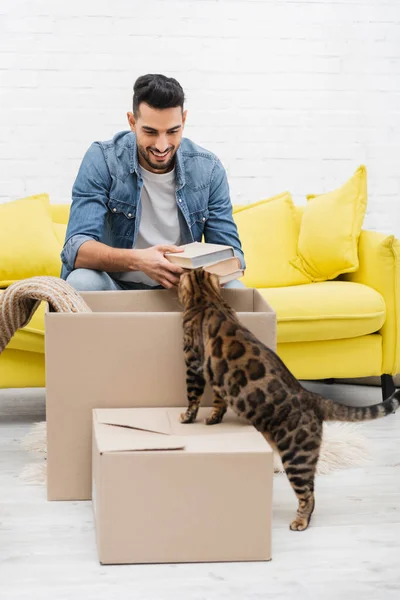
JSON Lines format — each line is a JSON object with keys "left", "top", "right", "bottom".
{"left": 180, "top": 411, "right": 197, "bottom": 424}
{"left": 289, "top": 516, "right": 311, "bottom": 532}
{"left": 205, "top": 412, "right": 225, "bottom": 425}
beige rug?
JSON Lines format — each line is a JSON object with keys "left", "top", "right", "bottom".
{"left": 19, "top": 420, "right": 372, "bottom": 485}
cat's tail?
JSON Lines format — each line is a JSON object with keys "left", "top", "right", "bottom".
{"left": 318, "top": 389, "right": 400, "bottom": 422}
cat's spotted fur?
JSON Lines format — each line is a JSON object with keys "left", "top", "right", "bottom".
{"left": 178, "top": 269, "right": 400, "bottom": 531}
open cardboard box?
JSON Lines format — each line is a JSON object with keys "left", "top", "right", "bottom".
{"left": 92, "top": 407, "right": 273, "bottom": 564}
{"left": 45, "top": 288, "right": 276, "bottom": 501}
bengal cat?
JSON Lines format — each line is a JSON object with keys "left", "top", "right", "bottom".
{"left": 177, "top": 268, "right": 400, "bottom": 531}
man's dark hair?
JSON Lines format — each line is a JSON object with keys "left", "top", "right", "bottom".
{"left": 133, "top": 74, "right": 185, "bottom": 116}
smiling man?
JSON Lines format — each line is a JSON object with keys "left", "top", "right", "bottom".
{"left": 61, "top": 74, "right": 245, "bottom": 291}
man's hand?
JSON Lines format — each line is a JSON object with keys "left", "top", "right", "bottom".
{"left": 132, "top": 245, "right": 185, "bottom": 289}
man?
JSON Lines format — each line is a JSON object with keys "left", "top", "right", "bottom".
{"left": 61, "top": 74, "right": 245, "bottom": 291}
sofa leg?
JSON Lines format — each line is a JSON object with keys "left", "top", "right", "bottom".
{"left": 381, "top": 374, "right": 395, "bottom": 402}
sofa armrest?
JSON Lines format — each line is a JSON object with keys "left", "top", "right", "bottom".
{"left": 341, "top": 230, "right": 400, "bottom": 375}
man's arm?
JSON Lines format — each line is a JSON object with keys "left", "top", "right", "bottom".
{"left": 61, "top": 143, "right": 184, "bottom": 288}
{"left": 61, "top": 142, "right": 112, "bottom": 272}
{"left": 75, "top": 240, "right": 184, "bottom": 288}
{"left": 204, "top": 159, "right": 245, "bottom": 269}
{"left": 74, "top": 240, "right": 136, "bottom": 272}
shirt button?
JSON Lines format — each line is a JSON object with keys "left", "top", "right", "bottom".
{"left": 113, "top": 208, "right": 117, "bottom": 212}
{"left": 178, "top": 198, "right": 182, "bottom": 203}
{"left": 202, "top": 217, "right": 206, "bottom": 221}
{"left": 128, "top": 213, "right": 132, "bottom": 217}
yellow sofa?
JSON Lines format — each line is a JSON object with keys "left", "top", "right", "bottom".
{"left": 1, "top": 202, "right": 399, "bottom": 396}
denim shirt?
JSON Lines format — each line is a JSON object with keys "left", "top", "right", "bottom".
{"left": 60, "top": 130, "right": 245, "bottom": 280}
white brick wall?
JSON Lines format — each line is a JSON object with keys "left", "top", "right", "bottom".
{"left": 0, "top": 0, "right": 399, "bottom": 236}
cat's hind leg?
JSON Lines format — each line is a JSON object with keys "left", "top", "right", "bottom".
{"left": 205, "top": 391, "right": 228, "bottom": 425}
{"left": 276, "top": 419, "right": 322, "bottom": 531}
{"left": 180, "top": 350, "right": 206, "bottom": 424}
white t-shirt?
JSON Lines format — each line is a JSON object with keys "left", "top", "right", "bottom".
{"left": 117, "top": 164, "right": 181, "bottom": 286}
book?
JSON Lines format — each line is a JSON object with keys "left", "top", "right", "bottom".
{"left": 176, "top": 256, "right": 241, "bottom": 276}
{"left": 217, "top": 269, "right": 245, "bottom": 285}
{"left": 164, "top": 242, "right": 235, "bottom": 268}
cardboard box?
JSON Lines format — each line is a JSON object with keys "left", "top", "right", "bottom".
{"left": 45, "top": 288, "right": 276, "bottom": 501}
{"left": 92, "top": 407, "right": 273, "bottom": 564}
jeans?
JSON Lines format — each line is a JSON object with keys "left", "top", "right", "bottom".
{"left": 66, "top": 268, "right": 246, "bottom": 292}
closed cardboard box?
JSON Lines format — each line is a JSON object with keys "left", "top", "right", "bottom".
{"left": 92, "top": 407, "right": 273, "bottom": 564}
{"left": 45, "top": 289, "right": 276, "bottom": 501}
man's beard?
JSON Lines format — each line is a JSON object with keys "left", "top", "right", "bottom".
{"left": 138, "top": 145, "right": 176, "bottom": 172}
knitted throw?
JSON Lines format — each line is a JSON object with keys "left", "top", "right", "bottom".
{"left": 0, "top": 276, "right": 91, "bottom": 355}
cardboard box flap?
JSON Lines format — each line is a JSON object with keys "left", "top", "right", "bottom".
{"left": 95, "top": 408, "right": 172, "bottom": 435}
{"left": 95, "top": 423, "right": 185, "bottom": 453}
{"left": 94, "top": 409, "right": 185, "bottom": 452}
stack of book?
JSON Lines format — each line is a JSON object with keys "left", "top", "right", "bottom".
{"left": 165, "top": 242, "right": 244, "bottom": 285}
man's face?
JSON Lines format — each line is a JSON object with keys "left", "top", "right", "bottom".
{"left": 127, "top": 103, "right": 187, "bottom": 174}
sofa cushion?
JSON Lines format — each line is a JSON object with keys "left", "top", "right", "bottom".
{"left": 50, "top": 203, "right": 71, "bottom": 225}
{"left": 233, "top": 194, "right": 311, "bottom": 288}
{"left": 260, "top": 281, "right": 386, "bottom": 343}
{"left": 2, "top": 297, "right": 46, "bottom": 354}
{"left": 0, "top": 196, "right": 62, "bottom": 287}
{"left": 53, "top": 223, "right": 67, "bottom": 247}
{"left": 291, "top": 165, "right": 367, "bottom": 282}
{"left": 232, "top": 191, "right": 289, "bottom": 214}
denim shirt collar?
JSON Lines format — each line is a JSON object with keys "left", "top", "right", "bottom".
{"left": 128, "top": 131, "right": 185, "bottom": 190}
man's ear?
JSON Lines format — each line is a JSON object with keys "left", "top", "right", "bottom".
{"left": 127, "top": 112, "right": 136, "bottom": 131}
{"left": 182, "top": 109, "right": 188, "bottom": 129}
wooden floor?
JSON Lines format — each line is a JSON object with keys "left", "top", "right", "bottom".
{"left": 1, "top": 383, "right": 399, "bottom": 600}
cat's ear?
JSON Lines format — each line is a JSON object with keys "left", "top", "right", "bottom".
{"left": 208, "top": 272, "right": 221, "bottom": 294}
{"left": 178, "top": 271, "right": 191, "bottom": 305}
